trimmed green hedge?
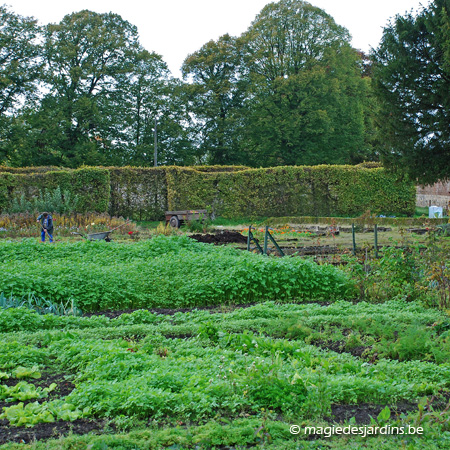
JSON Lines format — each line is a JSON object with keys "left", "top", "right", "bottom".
{"left": 108, "top": 166, "right": 168, "bottom": 220}
{"left": 0, "top": 167, "right": 110, "bottom": 213}
{"left": 166, "top": 165, "right": 416, "bottom": 218}
{"left": 0, "top": 166, "right": 67, "bottom": 174}
{"left": 0, "top": 172, "right": 18, "bottom": 212}
{"left": 192, "top": 165, "right": 250, "bottom": 172}
{"left": 0, "top": 164, "right": 416, "bottom": 219}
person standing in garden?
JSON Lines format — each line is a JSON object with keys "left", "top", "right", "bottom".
{"left": 36, "top": 212, "right": 54, "bottom": 243}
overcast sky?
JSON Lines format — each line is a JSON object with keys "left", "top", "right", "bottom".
{"left": 6, "top": 0, "right": 428, "bottom": 77}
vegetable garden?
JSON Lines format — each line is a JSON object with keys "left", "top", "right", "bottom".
{"left": 0, "top": 235, "right": 449, "bottom": 449}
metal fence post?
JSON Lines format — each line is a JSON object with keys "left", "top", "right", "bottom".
{"left": 374, "top": 224, "right": 378, "bottom": 258}
{"left": 352, "top": 223, "right": 357, "bottom": 256}
{"left": 264, "top": 226, "right": 269, "bottom": 255}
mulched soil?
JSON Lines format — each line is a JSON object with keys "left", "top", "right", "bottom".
{"left": 163, "top": 333, "right": 195, "bottom": 340}
{"left": 312, "top": 339, "right": 370, "bottom": 358}
{"left": 0, "top": 418, "right": 110, "bottom": 445}
{"left": 327, "top": 401, "right": 418, "bottom": 425}
{"left": 189, "top": 231, "right": 247, "bottom": 245}
{"left": 84, "top": 303, "right": 257, "bottom": 319}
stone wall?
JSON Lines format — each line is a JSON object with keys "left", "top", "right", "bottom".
{"left": 416, "top": 181, "right": 450, "bottom": 208}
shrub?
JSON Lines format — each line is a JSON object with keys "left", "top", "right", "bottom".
{"left": 8, "top": 186, "right": 79, "bottom": 214}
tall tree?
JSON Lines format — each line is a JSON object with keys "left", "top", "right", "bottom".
{"left": 182, "top": 34, "right": 248, "bottom": 164}
{"left": 239, "top": 0, "right": 367, "bottom": 166}
{"left": 108, "top": 50, "right": 195, "bottom": 166}
{"left": 372, "top": 0, "right": 450, "bottom": 184}
{"left": 0, "top": 5, "right": 41, "bottom": 164}
{"left": 23, "top": 10, "right": 142, "bottom": 167}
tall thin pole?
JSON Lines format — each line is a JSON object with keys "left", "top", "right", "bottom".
{"left": 154, "top": 117, "right": 157, "bottom": 167}
{"left": 264, "top": 226, "right": 269, "bottom": 255}
{"left": 352, "top": 223, "right": 357, "bottom": 256}
{"left": 374, "top": 224, "right": 378, "bottom": 259}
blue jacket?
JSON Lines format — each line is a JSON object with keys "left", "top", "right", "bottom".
{"left": 37, "top": 214, "right": 54, "bottom": 232}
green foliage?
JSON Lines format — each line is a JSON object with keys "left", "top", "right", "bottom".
{"left": 0, "top": 172, "right": 18, "bottom": 212}
{"left": 372, "top": 0, "right": 450, "bottom": 184}
{"left": 11, "top": 366, "right": 41, "bottom": 379}
{"left": 437, "top": 223, "right": 450, "bottom": 237}
{"left": 0, "top": 164, "right": 415, "bottom": 220}
{"left": 0, "top": 380, "right": 55, "bottom": 402}
{"left": 240, "top": 0, "right": 369, "bottom": 166}
{"left": 167, "top": 164, "right": 416, "bottom": 218}
{"left": 198, "top": 321, "right": 220, "bottom": 343}
{"left": 0, "top": 399, "right": 86, "bottom": 427}
{"left": 0, "top": 301, "right": 450, "bottom": 448}
{"left": 182, "top": 213, "right": 212, "bottom": 233}
{"left": 344, "top": 231, "right": 450, "bottom": 308}
{"left": 1, "top": 301, "right": 450, "bottom": 429}
{"left": 108, "top": 52, "right": 196, "bottom": 167}
{"left": 0, "top": 0, "right": 385, "bottom": 170}
{"left": 181, "top": 0, "right": 375, "bottom": 166}
{"left": 0, "top": 236, "right": 355, "bottom": 312}
{"left": 0, "top": 292, "right": 82, "bottom": 317}
{"left": 0, "top": 5, "right": 41, "bottom": 165}
{"left": 108, "top": 166, "right": 167, "bottom": 220}
{"left": 25, "top": 10, "right": 142, "bottom": 167}
{"left": 1, "top": 9, "right": 195, "bottom": 168}
{"left": 8, "top": 186, "right": 79, "bottom": 214}
{"left": 0, "top": 167, "right": 110, "bottom": 213}
{"left": 182, "top": 34, "right": 248, "bottom": 165}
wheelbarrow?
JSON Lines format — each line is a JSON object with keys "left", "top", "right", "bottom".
{"left": 71, "top": 221, "right": 131, "bottom": 241}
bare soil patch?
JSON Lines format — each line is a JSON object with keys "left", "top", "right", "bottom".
{"left": 327, "top": 401, "right": 418, "bottom": 425}
{"left": 312, "top": 339, "right": 370, "bottom": 358}
{"left": 0, "top": 418, "right": 111, "bottom": 445}
{"left": 84, "top": 303, "right": 256, "bottom": 319}
{"left": 189, "top": 231, "right": 247, "bottom": 245}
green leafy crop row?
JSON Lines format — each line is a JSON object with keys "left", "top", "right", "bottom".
{"left": 0, "top": 236, "right": 356, "bottom": 311}
{"left": 1, "top": 301, "right": 450, "bottom": 449}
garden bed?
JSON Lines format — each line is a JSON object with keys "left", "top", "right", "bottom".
{"left": 1, "top": 300, "right": 450, "bottom": 449}
{"left": 0, "top": 233, "right": 449, "bottom": 449}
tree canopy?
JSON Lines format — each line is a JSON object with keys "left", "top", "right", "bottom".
{"left": 182, "top": 34, "right": 248, "bottom": 164}
{"left": 0, "top": 5, "right": 41, "bottom": 162}
{"left": 0, "top": 0, "right": 380, "bottom": 168}
{"left": 372, "top": 0, "right": 450, "bottom": 184}
{"left": 181, "top": 0, "right": 372, "bottom": 166}
{"left": 238, "top": 0, "right": 367, "bottom": 166}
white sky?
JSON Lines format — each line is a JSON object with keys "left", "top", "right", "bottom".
{"left": 6, "top": 0, "right": 428, "bottom": 77}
